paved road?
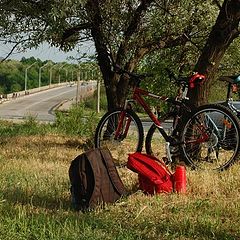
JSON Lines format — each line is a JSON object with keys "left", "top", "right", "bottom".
{"left": 0, "top": 82, "right": 95, "bottom": 122}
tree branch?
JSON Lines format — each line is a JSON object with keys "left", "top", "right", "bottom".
{"left": 124, "top": 0, "right": 155, "bottom": 39}
{"left": 0, "top": 39, "right": 29, "bottom": 62}
{"left": 60, "top": 23, "right": 92, "bottom": 45}
{"left": 212, "top": 0, "right": 222, "bottom": 9}
{"left": 116, "top": 0, "right": 155, "bottom": 65}
{"left": 143, "top": 33, "right": 189, "bottom": 52}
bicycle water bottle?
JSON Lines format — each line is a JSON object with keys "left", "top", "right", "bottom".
{"left": 173, "top": 165, "right": 187, "bottom": 193}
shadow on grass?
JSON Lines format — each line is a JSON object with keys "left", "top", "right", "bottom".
{"left": 63, "top": 138, "right": 94, "bottom": 151}
{"left": 22, "top": 138, "right": 94, "bottom": 152}
{"left": 1, "top": 187, "right": 72, "bottom": 211}
{"left": 1, "top": 188, "right": 238, "bottom": 239}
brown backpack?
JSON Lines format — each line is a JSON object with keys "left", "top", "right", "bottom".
{"left": 69, "top": 148, "right": 126, "bottom": 211}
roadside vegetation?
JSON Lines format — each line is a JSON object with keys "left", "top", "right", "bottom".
{"left": 0, "top": 95, "right": 240, "bottom": 239}
{"left": 0, "top": 57, "right": 96, "bottom": 95}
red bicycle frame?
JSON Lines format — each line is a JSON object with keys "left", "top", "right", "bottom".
{"left": 132, "top": 88, "right": 168, "bottom": 126}
{"left": 114, "top": 86, "right": 171, "bottom": 140}
{"left": 114, "top": 72, "right": 207, "bottom": 145}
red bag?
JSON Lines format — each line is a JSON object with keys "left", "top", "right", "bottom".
{"left": 127, "top": 152, "right": 173, "bottom": 194}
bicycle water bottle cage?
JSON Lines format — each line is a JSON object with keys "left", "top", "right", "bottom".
{"left": 189, "top": 73, "right": 206, "bottom": 89}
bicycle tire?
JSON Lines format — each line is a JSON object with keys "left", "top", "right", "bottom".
{"left": 145, "top": 111, "right": 190, "bottom": 162}
{"left": 94, "top": 108, "right": 144, "bottom": 167}
{"left": 180, "top": 104, "right": 240, "bottom": 171}
{"left": 145, "top": 123, "right": 159, "bottom": 156}
{"left": 145, "top": 122, "right": 175, "bottom": 161}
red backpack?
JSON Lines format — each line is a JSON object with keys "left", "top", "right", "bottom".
{"left": 127, "top": 152, "right": 173, "bottom": 194}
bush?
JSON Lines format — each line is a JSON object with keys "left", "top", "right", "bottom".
{"left": 54, "top": 103, "right": 98, "bottom": 139}
{"left": 0, "top": 104, "right": 98, "bottom": 141}
{"left": 84, "top": 86, "right": 108, "bottom": 112}
{"left": 0, "top": 116, "right": 52, "bottom": 138}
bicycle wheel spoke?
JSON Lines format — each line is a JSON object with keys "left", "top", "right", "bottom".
{"left": 181, "top": 104, "right": 240, "bottom": 170}
{"left": 95, "top": 109, "right": 143, "bottom": 168}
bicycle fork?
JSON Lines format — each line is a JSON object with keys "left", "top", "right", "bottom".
{"left": 114, "top": 110, "right": 131, "bottom": 140}
{"left": 155, "top": 125, "right": 177, "bottom": 163}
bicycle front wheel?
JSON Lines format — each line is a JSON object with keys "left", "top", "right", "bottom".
{"left": 94, "top": 109, "right": 144, "bottom": 167}
{"left": 180, "top": 104, "right": 240, "bottom": 171}
{"left": 145, "top": 121, "right": 175, "bottom": 161}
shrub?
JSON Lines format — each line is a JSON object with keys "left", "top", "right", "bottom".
{"left": 84, "top": 86, "right": 108, "bottom": 112}
{"left": 54, "top": 103, "right": 98, "bottom": 139}
{"left": 0, "top": 116, "right": 51, "bottom": 137}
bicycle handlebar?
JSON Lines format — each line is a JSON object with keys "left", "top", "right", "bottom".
{"left": 114, "top": 65, "right": 154, "bottom": 87}
{"left": 165, "top": 68, "right": 205, "bottom": 88}
{"left": 114, "top": 65, "right": 205, "bottom": 88}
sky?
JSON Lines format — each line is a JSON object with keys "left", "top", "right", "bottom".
{"left": 0, "top": 41, "right": 95, "bottom": 63}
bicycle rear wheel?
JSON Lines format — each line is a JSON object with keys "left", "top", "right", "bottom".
{"left": 94, "top": 109, "right": 144, "bottom": 167}
{"left": 180, "top": 104, "right": 240, "bottom": 171}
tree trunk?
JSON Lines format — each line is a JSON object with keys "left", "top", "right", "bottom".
{"left": 86, "top": 0, "right": 117, "bottom": 111}
{"left": 188, "top": 0, "right": 240, "bottom": 106}
{"left": 86, "top": 0, "right": 154, "bottom": 111}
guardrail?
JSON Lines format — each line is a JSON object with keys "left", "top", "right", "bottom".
{"left": 0, "top": 80, "right": 98, "bottom": 104}
{"left": 6, "top": 82, "right": 69, "bottom": 99}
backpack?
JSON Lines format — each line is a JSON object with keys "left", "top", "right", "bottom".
{"left": 69, "top": 148, "right": 126, "bottom": 211}
{"left": 127, "top": 152, "right": 173, "bottom": 194}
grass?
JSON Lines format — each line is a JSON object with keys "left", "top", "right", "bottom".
{"left": 0, "top": 131, "right": 240, "bottom": 239}
{"left": 1, "top": 104, "right": 240, "bottom": 239}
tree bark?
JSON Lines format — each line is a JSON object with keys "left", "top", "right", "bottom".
{"left": 86, "top": 0, "right": 155, "bottom": 111}
{"left": 85, "top": 0, "right": 117, "bottom": 111}
{"left": 188, "top": 0, "right": 240, "bottom": 106}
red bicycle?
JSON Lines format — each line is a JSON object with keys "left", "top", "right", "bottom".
{"left": 94, "top": 68, "right": 240, "bottom": 171}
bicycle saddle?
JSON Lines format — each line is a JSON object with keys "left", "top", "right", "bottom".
{"left": 219, "top": 75, "right": 240, "bottom": 84}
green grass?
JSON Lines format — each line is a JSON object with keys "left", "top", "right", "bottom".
{"left": 1, "top": 81, "right": 239, "bottom": 239}
{"left": 54, "top": 103, "right": 98, "bottom": 140}
{"left": 84, "top": 86, "right": 108, "bottom": 113}
{"left": 1, "top": 111, "right": 240, "bottom": 239}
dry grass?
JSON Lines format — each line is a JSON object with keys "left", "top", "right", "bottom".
{"left": 1, "top": 133, "right": 240, "bottom": 239}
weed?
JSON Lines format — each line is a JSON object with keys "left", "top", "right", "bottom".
{"left": 84, "top": 86, "right": 108, "bottom": 112}
{"left": 54, "top": 103, "right": 97, "bottom": 145}
{"left": 0, "top": 103, "right": 240, "bottom": 239}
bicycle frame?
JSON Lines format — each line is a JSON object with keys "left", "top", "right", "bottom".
{"left": 115, "top": 84, "right": 190, "bottom": 146}
{"left": 114, "top": 72, "right": 209, "bottom": 149}
{"left": 116, "top": 87, "right": 174, "bottom": 142}
{"left": 223, "top": 80, "right": 240, "bottom": 118}
{"left": 132, "top": 88, "right": 167, "bottom": 126}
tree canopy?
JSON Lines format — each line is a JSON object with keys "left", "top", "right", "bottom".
{"left": 0, "top": 0, "right": 239, "bottom": 108}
